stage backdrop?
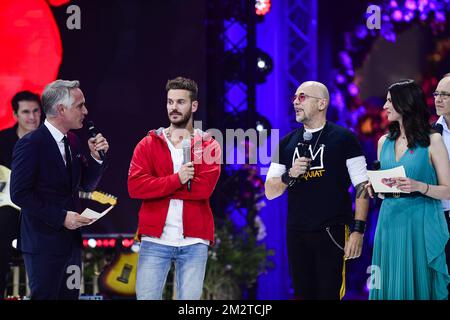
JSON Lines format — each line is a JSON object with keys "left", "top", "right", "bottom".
{"left": 51, "top": 0, "right": 208, "bottom": 234}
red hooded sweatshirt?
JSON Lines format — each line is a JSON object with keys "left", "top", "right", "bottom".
{"left": 128, "top": 128, "right": 221, "bottom": 244}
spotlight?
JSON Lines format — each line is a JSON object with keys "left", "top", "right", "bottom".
{"left": 256, "top": 122, "right": 265, "bottom": 132}
{"left": 11, "top": 239, "right": 17, "bottom": 249}
{"left": 224, "top": 49, "right": 273, "bottom": 84}
{"left": 257, "top": 59, "right": 266, "bottom": 69}
{"left": 255, "top": 0, "right": 271, "bottom": 16}
{"left": 224, "top": 110, "right": 272, "bottom": 136}
{"left": 255, "top": 49, "right": 273, "bottom": 83}
{"left": 131, "top": 241, "right": 141, "bottom": 253}
{"left": 255, "top": 115, "right": 272, "bottom": 135}
{"left": 88, "top": 238, "right": 97, "bottom": 248}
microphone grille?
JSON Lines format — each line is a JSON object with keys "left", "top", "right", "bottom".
{"left": 87, "top": 121, "right": 94, "bottom": 130}
{"left": 303, "top": 131, "right": 313, "bottom": 142}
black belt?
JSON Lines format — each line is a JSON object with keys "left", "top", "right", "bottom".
{"left": 383, "top": 192, "right": 422, "bottom": 198}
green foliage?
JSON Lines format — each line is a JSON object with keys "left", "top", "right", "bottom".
{"left": 203, "top": 218, "right": 274, "bottom": 300}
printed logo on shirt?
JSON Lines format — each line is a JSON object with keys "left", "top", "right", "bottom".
{"left": 292, "top": 143, "right": 326, "bottom": 181}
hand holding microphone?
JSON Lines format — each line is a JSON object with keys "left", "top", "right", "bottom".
{"left": 290, "top": 158, "right": 311, "bottom": 178}
{"left": 87, "top": 121, "right": 109, "bottom": 161}
{"left": 178, "top": 162, "right": 194, "bottom": 186}
{"left": 180, "top": 138, "right": 193, "bottom": 191}
{"left": 289, "top": 131, "right": 313, "bottom": 178}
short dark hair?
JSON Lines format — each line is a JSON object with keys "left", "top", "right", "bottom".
{"left": 11, "top": 90, "right": 41, "bottom": 114}
{"left": 165, "top": 77, "right": 198, "bottom": 101}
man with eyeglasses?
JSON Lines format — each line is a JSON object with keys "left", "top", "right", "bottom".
{"left": 433, "top": 73, "right": 450, "bottom": 298}
{"left": 265, "top": 81, "right": 370, "bottom": 300}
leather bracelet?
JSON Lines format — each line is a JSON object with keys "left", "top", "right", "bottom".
{"left": 281, "top": 171, "right": 291, "bottom": 185}
{"left": 352, "top": 219, "right": 366, "bottom": 234}
{"left": 281, "top": 171, "right": 296, "bottom": 187}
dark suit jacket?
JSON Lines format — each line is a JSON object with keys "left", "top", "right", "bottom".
{"left": 10, "top": 124, "right": 106, "bottom": 255}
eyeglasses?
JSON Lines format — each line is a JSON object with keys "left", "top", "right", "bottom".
{"left": 433, "top": 91, "right": 450, "bottom": 99}
{"left": 292, "top": 93, "right": 324, "bottom": 103}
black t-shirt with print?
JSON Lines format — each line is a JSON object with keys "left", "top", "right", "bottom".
{"left": 275, "top": 121, "right": 364, "bottom": 231}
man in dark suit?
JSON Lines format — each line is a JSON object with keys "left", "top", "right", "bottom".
{"left": 10, "top": 80, "right": 109, "bottom": 300}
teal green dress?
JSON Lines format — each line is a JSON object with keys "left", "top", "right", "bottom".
{"left": 369, "top": 138, "right": 450, "bottom": 300}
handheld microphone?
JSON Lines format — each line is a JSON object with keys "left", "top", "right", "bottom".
{"left": 372, "top": 160, "right": 380, "bottom": 170}
{"left": 87, "top": 121, "right": 105, "bottom": 161}
{"left": 302, "top": 131, "right": 313, "bottom": 158}
{"left": 182, "top": 138, "right": 191, "bottom": 192}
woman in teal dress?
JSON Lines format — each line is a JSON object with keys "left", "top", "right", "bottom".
{"left": 368, "top": 80, "right": 450, "bottom": 300}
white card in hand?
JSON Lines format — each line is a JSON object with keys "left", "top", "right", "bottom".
{"left": 367, "top": 165, "right": 408, "bottom": 193}
{"left": 81, "top": 205, "right": 114, "bottom": 225}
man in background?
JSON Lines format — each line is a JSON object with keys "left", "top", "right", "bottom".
{"left": 0, "top": 91, "right": 42, "bottom": 298}
{"left": 433, "top": 73, "right": 450, "bottom": 298}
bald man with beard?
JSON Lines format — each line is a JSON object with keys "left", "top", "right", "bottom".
{"left": 433, "top": 74, "right": 450, "bottom": 298}
{"left": 265, "top": 81, "right": 370, "bottom": 300}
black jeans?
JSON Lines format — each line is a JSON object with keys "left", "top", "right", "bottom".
{"left": 287, "top": 225, "right": 346, "bottom": 300}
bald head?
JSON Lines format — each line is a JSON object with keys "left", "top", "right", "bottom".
{"left": 297, "top": 81, "right": 330, "bottom": 101}
{"left": 435, "top": 75, "right": 450, "bottom": 118}
{"left": 293, "top": 81, "right": 329, "bottom": 128}
{"left": 437, "top": 75, "right": 450, "bottom": 90}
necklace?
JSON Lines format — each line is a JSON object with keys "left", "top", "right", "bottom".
{"left": 304, "top": 122, "right": 326, "bottom": 156}
{"left": 311, "top": 126, "right": 325, "bottom": 154}
{"left": 165, "top": 127, "right": 195, "bottom": 145}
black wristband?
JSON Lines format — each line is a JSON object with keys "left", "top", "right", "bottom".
{"left": 281, "top": 171, "right": 291, "bottom": 185}
{"left": 352, "top": 219, "right": 366, "bottom": 234}
{"left": 281, "top": 171, "right": 297, "bottom": 187}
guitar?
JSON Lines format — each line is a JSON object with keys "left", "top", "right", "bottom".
{"left": 0, "top": 165, "right": 20, "bottom": 210}
{"left": 0, "top": 165, "right": 117, "bottom": 210}
{"left": 79, "top": 190, "right": 117, "bottom": 206}
{"left": 98, "top": 240, "right": 139, "bottom": 297}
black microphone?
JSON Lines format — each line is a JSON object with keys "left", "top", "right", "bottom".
{"left": 302, "top": 131, "right": 313, "bottom": 158}
{"left": 372, "top": 160, "right": 381, "bottom": 170}
{"left": 87, "top": 121, "right": 105, "bottom": 161}
{"left": 182, "top": 138, "right": 191, "bottom": 192}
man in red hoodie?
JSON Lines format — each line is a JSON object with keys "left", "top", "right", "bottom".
{"left": 128, "top": 77, "right": 221, "bottom": 300}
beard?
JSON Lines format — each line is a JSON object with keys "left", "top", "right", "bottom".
{"left": 169, "top": 109, "right": 192, "bottom": 127}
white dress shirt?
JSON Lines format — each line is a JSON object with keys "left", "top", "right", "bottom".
{"left": 44, "top": 119, "right": 103, "bottom": 165}
{"left": 437, "top": 116, "right": 450, "bottom": 211}
{"left": 44, "top": 120, "right": 71, "bottom": 166}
